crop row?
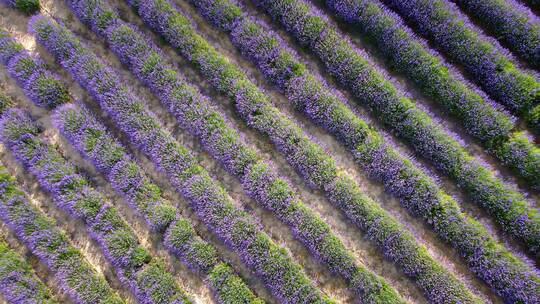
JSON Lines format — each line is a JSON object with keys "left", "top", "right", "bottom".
{"left": 0, "top": 32, "right": 192, "bottom": 303}
{"left": 65, "top": 0, "right": 428, "bottom": 302}
{"left": 0, "top": 0, "right": 537, "bottom": 303}
{"left": 0, "top": 96, "right": 57, "bottom": 304}
{"left": 252, "top": 0, "right": 540, "bottom": 256}
{"left": 316, "top": 0, "right": 540, "bottom": 189}
{"left": 380, "top": 0, "right": 540, "bottom": 128}
{"left": 124, "top": 0, "right": 540, "bottom": 302}
{"left": 0, "top": 41, "right": 70, "bottom": 110}
{"left": 0, "top": 238, "right": 58, "bottom": 304}
{"left": 30, "top": 15, "right": 333, "bottom": 304}
{"left": 451, "top": 0, "right": 540, "bottom": 67}
{"left": 0, "top": 160, "right": 124, "bottom": 304}
{"left": 0, "top": 0, "right": 39, "bottom": 14}
{"left": 109, "top": 0, "right": 485, "bottom": 302}
{"left": 0, "top": 27, "right": 263, "bottom": 304}
{"left": 0, "top": 107, "right": 191, "bottom": 304}
{"left": 54, "top": 104, "right": 264, "bottom": 304}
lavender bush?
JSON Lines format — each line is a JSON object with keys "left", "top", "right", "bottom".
{"left": 316, "top": 0, "right": 540, "bottom": 188}
{"left": 29, "top": 15, "right": 332, "bottom": 304}
{"left": 0, "top": 108, "right": 190, "bottom": 304}
{"left": 380, "top": 0, "right": 540, "bottom": 129}
{"left": 0, "top": 162, "right": 124, "bottom": 304}
{"left": 0, "top": 239, "right": 57, "bottom": 304}
{"left": 250, "top": 0, "right": 540, "bottom": 256}
{"left": 6, "top": 55, "right": 70, "bottom": 109}
{"left": 451, "top": 0, "right": 540, "bottom": 68}
{"left": 0, "top": 30, "right": 69, "bottom": 108}
{"left": 122, "top": 0, "right": 540, "bottom": 302}
{"left": 0, "top": 0, "right": 39, "bottom": 14}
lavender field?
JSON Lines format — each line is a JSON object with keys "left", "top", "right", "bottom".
{"left": 0, "top": 0, "right": 539, "bottom": 303}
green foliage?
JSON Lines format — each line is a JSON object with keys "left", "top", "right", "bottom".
{"left": 0, "top": 92, "right": 13, "bottom": 115}
{"left": 209, "top": 263, "right": 264, "bottom": 304}
{"left": 13, "top": 0, "right": 40, "bottom": 15}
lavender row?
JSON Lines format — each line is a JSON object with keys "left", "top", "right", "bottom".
{"left": 65, "top": 0, "right": 412, "bottom": 301}
{"left": 0, "top": 31, "right": 70, "bottom": 109}
{"left": 123, "top": 0, "right": 539, "bottom": 302}
{"left": 54, "top": 104, "right": 264, "bottom": 304}
{"left": 0, "top": 239, "right": 57, "bottom": 304}
{"left": 379, "top": 0, "right": 540, "bottom": 129}
{"left": 451, "top": 0, "right": 540, "bottom": 68}
{"left": 29, "top": 15, "right": 332, "bottom": 304}
{"left": 316, "top": 0, "right": 540, "bottom": 188}
{"left": 112, "top": 0, "right": 486, "bottom": 300}
{"left": 0, "top": 94, "right": 56, "bottom": 304}
{"left": 0, "top": 37, "right": 191, "bottom": 302}
{"left": 0, "top": 108, "right": 191, "bottom": 304}
{"left": 0, "top": 162, "right": 124, "bottom": 304}
{"left": 0, "top": 27, "right": 262, "bottom": 304}
{"left": 126, "top": 0, "right": 482, "bottom": 301}
{"left": 252, "top": 0, "right": 540, "bottom": 255}
{"left": 0, "top": 0, "right": 39, "bottom": 14}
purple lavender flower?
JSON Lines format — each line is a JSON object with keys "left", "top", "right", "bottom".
{"left": 0, "top": 30, "right": 24, "bottom": 64}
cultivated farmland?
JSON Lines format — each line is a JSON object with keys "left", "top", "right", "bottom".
{"left": 0, "top": 0, "right": 539, "bottom": 303}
